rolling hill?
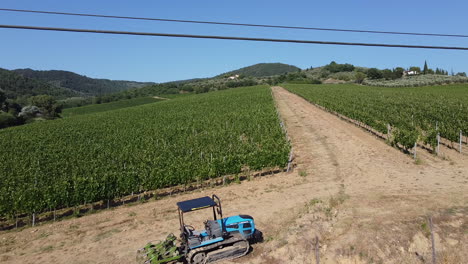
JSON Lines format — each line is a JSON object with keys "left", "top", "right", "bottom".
{"left": 218, "top": 63, "right": 301, "bottom": 78}
{"left": 13, "top": 69, "right": 154, "bottom": 96}
{"left": 0, "top": 68, "right": 78, "bottom": 100}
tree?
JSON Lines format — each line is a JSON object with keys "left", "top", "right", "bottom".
{"left": 381, "top": 69, "right": 394, "bottom": 80}
{"left": 18, "top": 105, "right": 41, "bottom": 120}
{"left": 423, "top": 61, "right": 428, "bottom": 74}
{"left": 409, "top": 66, "right": 421, "bottom": 73}
{"left": 367, "top": 68, "right": 383, "bottom": 79}
{"left": 0, "top": 89, "right": 6, "bottom": 108}
{"left": 324, "top": 61, "right": 355, "bottom": 73}
{"left": 93, "top": 96, "right": 103, "bottom": 104}
{"left": 393, "top": 67, "right": 405, "bottom": 78}
{"left": 456, "top": 72, "right": 467, "bottom": 77}
{"left": 29, "top": 95, "right": 62, "bottom": 118}
{"left": 5, "top": 101, "right": 22, "bottom": 116}
{"left": 0, "top": 111, "right": 17, "bottom": 128}
{"left": 355, "top": 72, "right": 366, "bottom": 84}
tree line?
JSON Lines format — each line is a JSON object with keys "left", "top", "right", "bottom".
{"left": 0, "top": 90, "right": 62, "bottom": 129}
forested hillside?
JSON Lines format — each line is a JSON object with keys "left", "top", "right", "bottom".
{"left": 218, "top": 63, "right": 300, "bottom": 77}
{"left": 0, "top": 68, "right": 78, "bottom": 100}
{"left": 13, "top": 68, "right": 153, "bottom": 96}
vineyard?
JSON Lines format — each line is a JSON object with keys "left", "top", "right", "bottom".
{"left": 61, "top": 97, "right": 162, "bottom": 117}
{"left": 0, "top": 86, "right": 290, "bottom": 222}
{"left": 363, "top": 74, "right": 468, "bottom": 87}
{"left": 284, "top": 83, "right": 468, "bottom": 150}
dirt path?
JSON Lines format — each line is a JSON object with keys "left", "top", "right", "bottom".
{"left": 1, "top": 87, "right": 466, "bottom": 264}
{"left": 153, "top": 96, "right": 169, "bottom": 100}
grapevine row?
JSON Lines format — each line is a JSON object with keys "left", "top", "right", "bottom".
{"left": 284, "top": 84, "right": 468, "bottom": 150}
{"left": 0, "top": 86, "right": 290, "bottom": 221}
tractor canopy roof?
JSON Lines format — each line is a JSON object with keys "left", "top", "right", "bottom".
{"left": 177, "top": 196, "right": 217, "bottom": 213}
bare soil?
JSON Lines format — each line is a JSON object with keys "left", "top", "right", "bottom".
{"left": 153, "top": 96, "right": 169, "bottom": 100}
{"left": 1, "top": 86, "right": 466, "bottom": 264}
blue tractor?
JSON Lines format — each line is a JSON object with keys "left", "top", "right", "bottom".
{"left": 137, "top": 194, "right": 263, "bottom": 264}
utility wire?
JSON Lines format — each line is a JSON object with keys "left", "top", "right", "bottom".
{"left": 1, "top": 24, "right": 468, "bottom": 50}
{"left": 1, "top": 7, "right": 468, "bottom": 38}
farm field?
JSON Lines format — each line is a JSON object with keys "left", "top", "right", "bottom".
{"left": 285, "top": 83, "right": 468, "bottom": 149}
{"left": 0, "top": 85, "right": 290, "bottom": 223}
{"left": 0, "top": 86, "right": 466, "bottom": 264}
{"left": 61, "top": 97, "right": 162, "bottom": 117}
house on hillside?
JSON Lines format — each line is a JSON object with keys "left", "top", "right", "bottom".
{"left": 403, "top": 70, "right": 418, "bottom": 76}
{"left": 227, "top": 74, "right": 240, "bottom": 80}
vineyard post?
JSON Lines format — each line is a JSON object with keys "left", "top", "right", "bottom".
{"left": 413, "top": 142, "right": 417, "bottom": 160}
{"left": 429, "top": 216, "right": 436, "bottom": 264}
{"left": 436, "top": 133, "right": 440, "bottom": 155}
{"left": 387, "top": 124, "right": 391, "bottom": 141}
{"left": 287, "top": 149, "right": 293, "bottom": 172}
{"left": 314, "top": 235, "right": 320, "bottom": 264}
{"left": 459, "top": 130, "right": 462, "bottom": 153}
{"left": 33, "top": 173, "right": 37, "bottom": 227}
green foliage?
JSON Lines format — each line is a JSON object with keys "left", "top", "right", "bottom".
{"left": 324, "top": 61, "right": 355, "bottom": 73}
{"left": 367, "top": 68, "right": 383, "bottom": 79}
{"left": 363, "top": 74, "right": 468, "bottom": 87}
{"left": 435, "top": 68, "right": 449, "bottom": 75}
{"left": 194, "top": 86, "right": 210, "bottom": 94}
{"left": 29, "top": 95, "right": 62, "bottom": 118}
{"left": 409, "top": 66, "right": 421, "bottom": 72}
{"left": 13, "top": 69, "right": 152, "bottom": 96}
{"left": 355, "top": 72, "right": 366, "bottom": 84}
{"left": 329, "top": 72, "right": 354, "bottom": 81}
{"left": 393, "top": 67, "right": 405, "bottom": 78}
{"left": 62, "top": 97, "right": 161, "bottom": 117}
{"left": 18, "top": 105, "right": 41, "bottom": 120}
{"left": 0, "top": 89, "right": 6, "bottom": 106}
{"left": 0, "top": 111, "right": 17, "bottom": 129}
{"left": 271, "top": 72, "right": 321, "bottom": 85}
{"left": 381, "top": 69, "right": 394, "bottom": 80}
{"left": 284, "top": 83, "right": 468, "bottom": 145}
{"left": 3, "top": 101, "right": 22, "bottom": 116}
{"left": 0, "top": 86, "right": 290, "bottom": 218}
{"left": 0, "top": 68, "right": 77, "bottom": 100}
{"left": 423, "top": 61, "right": 429, "bottom": 74}
{"left": 225, "top": 79, "right": 257, "bottom": 88}
{"left": 393, "top": 128, "right": 419, "bottom": 150}
{"left": 423, "top": 128, "right": 438, "bottom": 151}
{"left": 60, "top": 97, "right": 94, "bottom": 109}
{"left": 217, "top": 63, "right": 300, "bottom": 78}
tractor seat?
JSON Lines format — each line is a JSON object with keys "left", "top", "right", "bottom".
{"left": 187, "top": 236, "right": 201, "bottom": 248}
{"left": 184, "top": 225, "right": 202, "bottom": 248}
{"left": 205, "top": 220, "right": 222, "bottom": 238}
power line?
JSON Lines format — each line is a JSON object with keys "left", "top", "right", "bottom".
{"left": 1, "top": 7, "right": 467, "bottom": 38}
{"left": 1, "top": 24, "right": 468, "bottom": 50}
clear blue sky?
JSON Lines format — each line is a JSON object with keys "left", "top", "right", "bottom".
{"left": 1, "top": 0, "right": 467, "bottom": 82}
